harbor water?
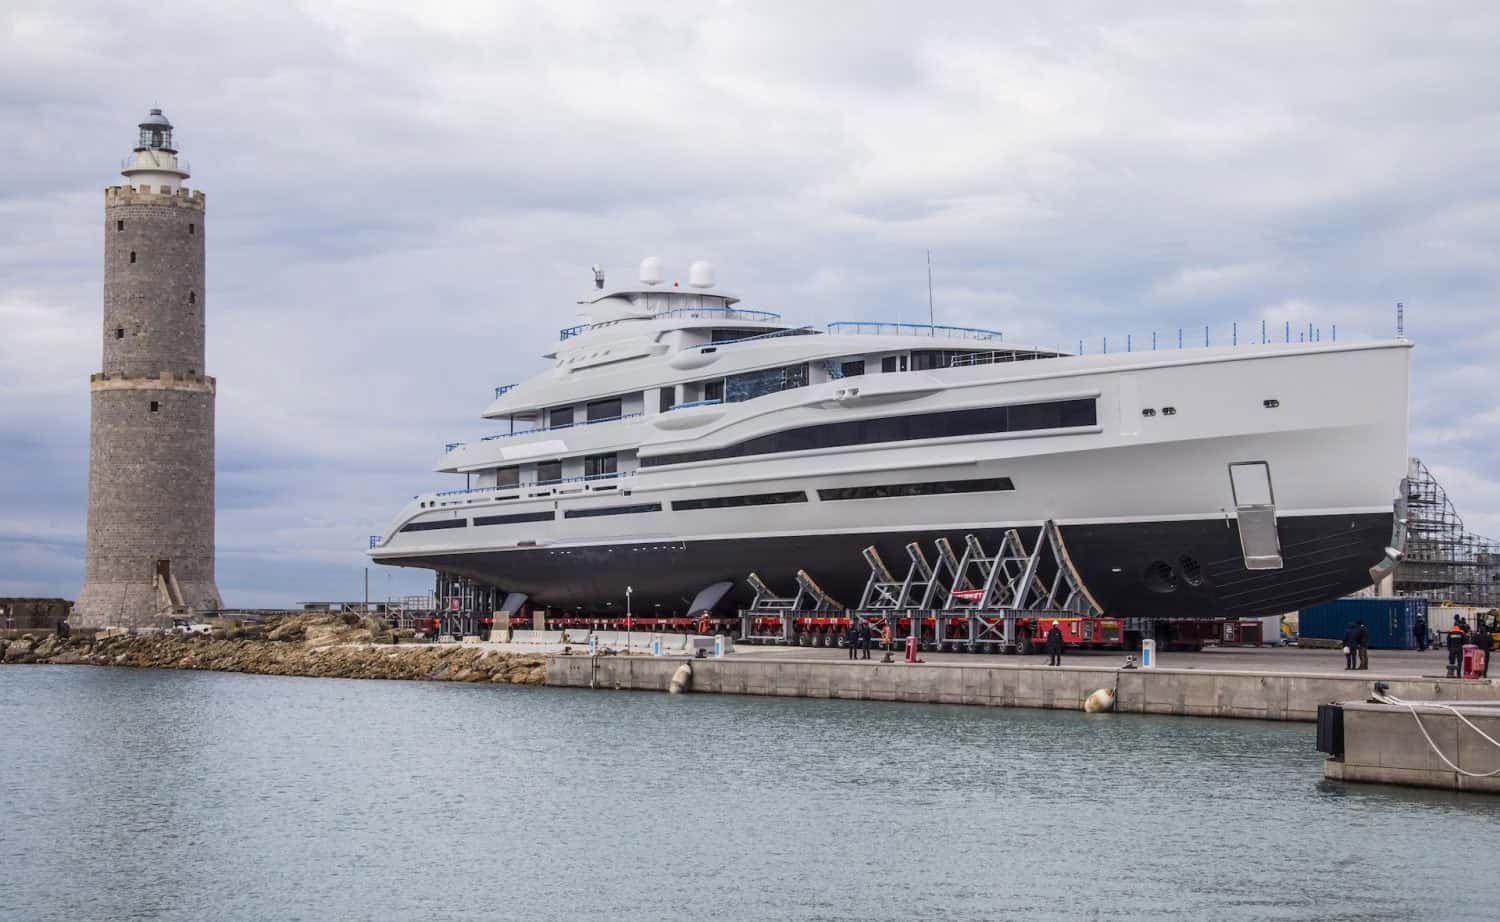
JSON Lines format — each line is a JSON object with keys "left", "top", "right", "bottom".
{"left": 2, "top": 666, "right": 1498, "bottom": 921}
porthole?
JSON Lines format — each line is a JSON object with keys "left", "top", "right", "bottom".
{"left": 1263, "top": 399, "right": 1279, "bottom": 408}
{"left": 1179, "top": 554, "right": 1203, "bottom": 587}
{"left": 1141, "top": 408, "right": 1157, "bottom": 417}
{"left": 1161, "top": 406, "right": 1177, "bottom": 416}
{"left": 1143, "top": 560, "right": 1178, "bottom": 593}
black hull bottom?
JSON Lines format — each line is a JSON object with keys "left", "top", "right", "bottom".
{"left": 378, "top": 512, "right": 1392, "bottom": 620}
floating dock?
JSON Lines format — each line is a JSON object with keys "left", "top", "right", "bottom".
{"left": 1323, "top": 700, "right": 1500, "bottom": 793}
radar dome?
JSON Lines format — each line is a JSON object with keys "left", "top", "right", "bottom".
{"left": 639, "top": 256, "right": 663, "bottom": 286}
{"left": 688, "top": 261, "right": 715, "bottom": 288}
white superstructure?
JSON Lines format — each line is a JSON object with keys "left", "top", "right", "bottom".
{"left": 371, "top": 261, "right": 1410, "bottom": 619}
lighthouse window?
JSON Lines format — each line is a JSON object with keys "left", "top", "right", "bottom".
{"left": 149, "top": 401, "right": 159, "bottom": 413}
{"left": 188, "top": 223, "right": 195, "bottom": 235}
{"left": 188, "top": 291, "right": 196, "bottom": 305}
{"left": 129, "top": 251, "right": 137, "bottom": 263}
{"left": 115, "top": 328, "right": 124, "bottom": 339}
{"left": 116, "top": 220, "right": 124, "bottom": 231}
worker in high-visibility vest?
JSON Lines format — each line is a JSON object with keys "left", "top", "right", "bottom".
{"left": 1447, "top": 621, "right": 1467, "bottom": 674}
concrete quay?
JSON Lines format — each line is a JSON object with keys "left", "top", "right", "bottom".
{"left": 1327, "top": 702, "right": 1500, "bottom": 793}
{"left": 545, "top": 648, "right": 1500, "bottom": 722}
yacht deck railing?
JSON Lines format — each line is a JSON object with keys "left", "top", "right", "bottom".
{"left": 826, "top": 321, "right": 1003, "bottom": 341}
{"left": 559, "top": 306, "right": 782, "bottom": 341}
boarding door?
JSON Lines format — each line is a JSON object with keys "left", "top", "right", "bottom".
{"left": 1228, "top": 461, "right": 1283, "bottom": 570}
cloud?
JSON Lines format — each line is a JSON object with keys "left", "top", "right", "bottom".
{"left": 2, "top": 0, "right": 1498, "bottom": 604}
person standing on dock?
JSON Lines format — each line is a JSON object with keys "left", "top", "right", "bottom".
{"left": 846, "top": 621, "right": 859, "bottom": 660}
{"left": 1356, "top": 620, "right": 1369, "bottom": 670}
{"left": 1446, "top": 621, "right": 1466, "bottom": 676}
{"left": 1414, "top": 614, "right": 1428, "bottom": 652}
{"left": 858, "top": 620, "right": 872, "bottom": 660}
{"left": 1046, "top": 621, "right": 1064, "bottom": 667}
{"left": 1476, "top": 618, "right": 1493, "bottom": 677}
{"left": 1342, "top": 623, "right": 1359, "bottom": 670}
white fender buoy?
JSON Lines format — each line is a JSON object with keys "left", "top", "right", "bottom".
{"left": 1084, "top": 688, "right": 1116, "bottom": 713}
{"left": 669, "top": 662, "right": 693, "bottom": 694}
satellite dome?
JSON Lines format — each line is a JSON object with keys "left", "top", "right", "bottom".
{"left": 639, "top": 256, "right": 663, "bottom": 286}
{"left": 688, "top": 261, "right": 715, "bottom": 289}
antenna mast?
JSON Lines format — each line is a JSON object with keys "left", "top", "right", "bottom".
{"left": 926, "top": 249, "right": 935, "bottom": 336}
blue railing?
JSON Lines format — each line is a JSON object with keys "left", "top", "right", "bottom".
{"left": 668, "top": 398, "right": 723, "bottom": 410}
{"left": 369, "top": 535, "right": 381, "bottom": 549}
{"left": 493, "top": 383, "right": 517, "bottom": 399}
{"left": 827, "top": 321, "right": 1003, "bottom": 341}
{"left": 1067, "top": 320, "right": 1341, "bottom": 356}
{"left": 445, "top": 442, "right": 463, "bottom": 453}
{"left": 558, "top": 324, "right": 588, "bottom": 340}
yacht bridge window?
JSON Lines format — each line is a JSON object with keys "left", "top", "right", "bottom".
{"left": 642, "top": 397, "right": 1098, "bottom": 467}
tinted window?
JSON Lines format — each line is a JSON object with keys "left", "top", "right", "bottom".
{"left": 497, "top": 466, "right": 520, "bottom": 488}
{"left": 640, "top": 399, "right": 1096, "bottom": 468}
{"left": 840, "top": 360, "right": 865, "bottom": 378}
{"left": 704, "top": 381, "right": 725, "bottom": 402}
{"left": 400, "top": 518, "right": 467, "bottom": 533}
{"left": 536, "top": 460, "right": 562, "bottom": 483}
{"left": 818, "top": 477, "right": 1015, "bottom": 501}
{"left": 562, "top": 502, "right": 662, "bottom": 519}
{"left": 586, "top": 398, "right": 622, "bottom": 422}
{"left": 881, "top": 356, "right": 897, "bottom": 373}
{"left": 474, "top": 511, "right": 554, "bottom": 526}
{"left": 549, "top": 406, "right": 574, "bottom": 429}
{"left": 585, "top": 453, "right": 618, "bottom": 478}
{"left": 659, "top": 387, "right": 676, "bottom": 412}
{"left": 672, "top": 491, "right": 808, "bottom": 511}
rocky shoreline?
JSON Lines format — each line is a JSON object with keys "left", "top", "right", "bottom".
{"left": 0, "top": 613, "right": 547, "bottom": 685}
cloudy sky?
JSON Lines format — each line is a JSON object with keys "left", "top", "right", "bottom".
{"left": 2, "top": 0, "right": 1497, "bottom": 607}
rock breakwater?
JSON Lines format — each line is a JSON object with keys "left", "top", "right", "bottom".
{"left": 0, "top": 614, "right": 547, "bottom": 685}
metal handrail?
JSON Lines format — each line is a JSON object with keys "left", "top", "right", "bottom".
{"left": 431, "top": 471, "right": 632, "bottom": 498}
{"left": 559, "top": 306, "right": 783, "bottom": 341}
{"left": 949, "top": 351, "right": 1053, "bottom": 368}
{"left": 369, "top": 535, "right": 381, "bottom": 548}
{"left": 698, "top": 326, "right": 820, "bottom": 349}
{"left": 667, "top": 398, "right": 723, "bottom": 410}
{"left": 494, "top": 383, "right": 518, "bottom": 399}
{"left": 826, "top": 321, "right": 1003, "bottom": 341}
{"left": 473, "top": 411, "right": 644, "bottom": 443}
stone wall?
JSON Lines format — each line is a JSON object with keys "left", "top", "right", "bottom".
{"left": 75, "top": 184, "right": 220, "bottom": 629}
{"left": 547, "top": 655, "right": 1500, "bottom": 722}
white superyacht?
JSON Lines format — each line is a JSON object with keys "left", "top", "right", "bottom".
{"left": 371, "top": 259, "right": 1409, "bottom": 619}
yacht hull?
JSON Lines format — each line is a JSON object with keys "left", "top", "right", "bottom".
{"left": 381, "top": 510, "right": 1392, "bottom": 618}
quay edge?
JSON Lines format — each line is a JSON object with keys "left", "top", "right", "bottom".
{"left": 545, "top": 654, "right": 1500, "bottom": 723}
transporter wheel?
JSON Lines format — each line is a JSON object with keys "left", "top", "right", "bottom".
{"left": 1018, "top": 632, "right": 1036, "bottom": 656}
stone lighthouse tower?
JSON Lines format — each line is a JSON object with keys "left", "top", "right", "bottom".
{"left": 73, "top": 109, "right": 222, "bottom": 628}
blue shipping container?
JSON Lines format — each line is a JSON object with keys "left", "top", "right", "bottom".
{"left": 1297, "top": 597, "right": 1428, "bottom": 650}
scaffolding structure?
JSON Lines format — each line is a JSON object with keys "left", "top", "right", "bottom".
{"left": 1395, "top": 458, "right": 1500, "bottom": 607}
